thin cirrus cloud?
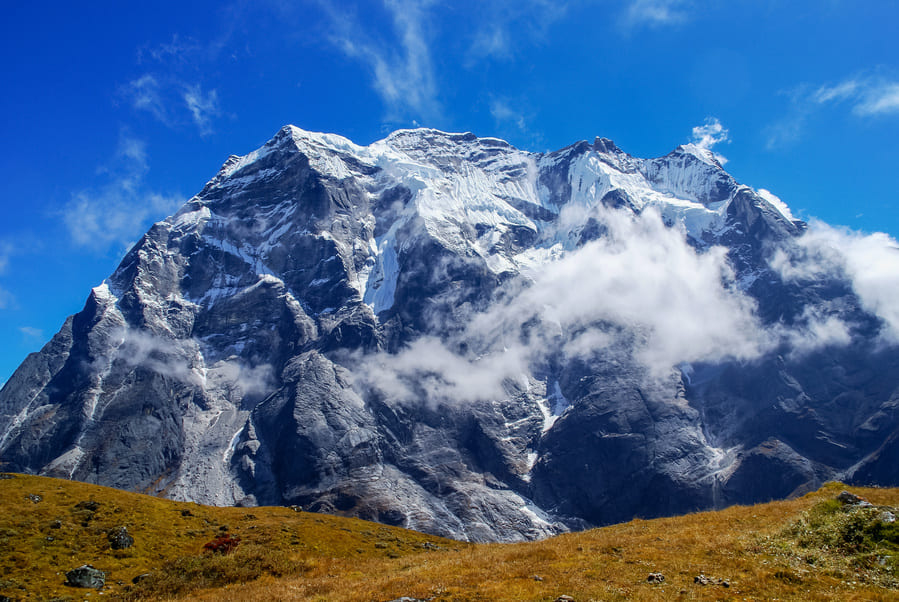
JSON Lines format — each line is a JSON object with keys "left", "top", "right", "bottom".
{"left": 814, "top": 78, "right": 899, "bottom": 116}
{"left": 0, "top": 244, "right": 11, "bottom": 310}
{"left": 19, "top": 326, "right": 44, "bottom": 341}
{"left": 62, "top": 135, "right": 182, "bottom": 252}
{"left": 319, "top": 0, "right": 571, "bottom": 123}
{"left": 767, "top": 76, "right": 899, "bottom": 149}
{"left": 465, "top": 0, "right": 569, "bottom": 64}
{"left": 183, "top": 85, "right": 221, "bottom": 136}
{"left": 489, "top": 98, "right": 529, "bottom": 133}
{"left": 320, "top": 0, "right": 441, "bottom": 122}
{"left": 621, "top": 0, "right": 692, "bottom": 29}
{"left": 122, "top": 74, "right": 221, "bottom": 136}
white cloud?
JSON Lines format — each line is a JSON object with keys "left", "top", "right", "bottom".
{"left": 138, "top": 34, "right": 203, "bottom": 65}
{"left": 765, "top": 113, "right": 805, "bottom": 150}
{"left": 63, "top": 135, "right": 183, "bottom": 251}
{"left": 19, "top": 326, "right": 44, "bottom": 341}
{"left": 854, "top": 82, "right": 899, "bottom": 116}
{"left": 123, "top": 74, "right": 169, "bottom": 125}
{"left": 490, "top": 98, "right": 528, "bottom": 133}
{"left": 771, "top": 220, "right": 899, "bottom": 343}
{"left": 205, "top": 359, "right": 275, "bottom": 400}
{"left": 353, "top": 205, "right": 774, "bottom": 406}
{"left": 122, "top": 74, "right": 222, "bottom": 135}
{"left": 689, "top": 117, "right": 730, "bottom": 164}
{"left": 103, "top": 327, "right": 275, "bottom": 399}
{"left": 352, "top": 337, "right": 528, "bottom": 404}
{"left": 356, "top": 203, "right": 899, "bottom": 408}
{"left": 813, "top": 77, "right": 899, "bottom": 117}
{"left": 468, "top": 26, "right": 513, "bottom": 62}
{"left": 812, "top": 79, "right": 859, "bottom": 104}
{"left": 769, "top": 76, "right": 899, "bottom": 148}
{"left": 465, "top": 1, "right": 569, "bottom": 64}
{"left": 0, "top": 241, "right": 12, "bottom": 309}
{"left": 499, "top": 206, "right": 767, "bottom": 376}
{"left": 321, "top": 0, "right": 440, "bottom": 121}
{"left": 780, "top": 307, "right": 852, "bottom": 357}
{"left": 757, "top": 188, "right": 795, "bottom": 221}
{"left": 0, "top": 242, "right": 10, "bottom": 274}
{"left": 184, "top": 84, "right": 221, "bottom": 136}
{"left": 622, "top": 0, "right": 692, "bottom": 28}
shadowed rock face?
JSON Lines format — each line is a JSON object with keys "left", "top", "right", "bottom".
{"left": 2, "top": 125, "right": 898, "bottom": 542}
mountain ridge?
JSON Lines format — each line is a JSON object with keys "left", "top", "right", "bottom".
{"left": 2, "top": 125, "right": 898, "bottom": 542}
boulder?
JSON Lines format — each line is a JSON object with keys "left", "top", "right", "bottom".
{"left": 108, "top": 526, "right": 134, "bottom": 550}
{"left": 65, "top": 564, "right": 105, "bottom": 588}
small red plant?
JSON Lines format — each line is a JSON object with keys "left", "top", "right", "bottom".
{"left": 203, "top": 533, "right": 241, "bottom": 554}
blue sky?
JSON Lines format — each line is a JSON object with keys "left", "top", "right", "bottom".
{"left": 1, "top": 0, "right": 898, "bottom": 384}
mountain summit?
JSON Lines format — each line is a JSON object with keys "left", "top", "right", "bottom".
{"left": 2, "top": 126, "right": 897, "bottom": 542}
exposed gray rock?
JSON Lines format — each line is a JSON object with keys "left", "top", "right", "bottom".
{"left": 837, "top": 490, "right": 874, "bottom": 508}
{"left": 64, "top": 564, "right": 105, "bottom": 588}
{"left": 2, "top": 125, "right": 899, "bottom": 542}
{"left": 837, "top": 491, "right": 865, "bottom": 505}
{"left": 107, "top": 526, "right": 134, "bottom": 550}
{"left": 694, "top": 574, "right": 728, "bottom": 587}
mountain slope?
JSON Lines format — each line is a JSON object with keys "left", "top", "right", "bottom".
{"left": 1, "top": 474, "right": 897, "bottom": 601}
{"left": 2, "top": 126, "right": 899, "bottom": 542}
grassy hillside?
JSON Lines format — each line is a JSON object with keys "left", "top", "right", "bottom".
{"left": 1, "top": 474, "right": 897, "bottom": 601}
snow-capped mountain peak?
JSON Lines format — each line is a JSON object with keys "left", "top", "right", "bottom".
{"left": 1, "top": 125, "right": 895, "bottom": 544}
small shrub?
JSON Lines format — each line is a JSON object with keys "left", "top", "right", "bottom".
{"left": 203, "top": 533, "right": 240, "bottom": 555}
{"left": 763, "top": 495, "right": 899, "bottom": 589}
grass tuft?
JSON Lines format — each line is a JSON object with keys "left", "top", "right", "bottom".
{"left": 760, "top": 492, "right": 899, "bottom": 590}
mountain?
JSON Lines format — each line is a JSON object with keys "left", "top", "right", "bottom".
{"left": 2, "top": 126, "right": 899, "bottom": 542}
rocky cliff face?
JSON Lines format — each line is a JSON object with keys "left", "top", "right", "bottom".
{"left": 2, "top": 126, "right": 898, "bottom": 542}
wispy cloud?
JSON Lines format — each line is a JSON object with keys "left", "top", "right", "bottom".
{"left": 0, "top": 242, "right": 14, "bottom": 309}
{"left": 137, "top": 34, "right": 204, "bottom": 65}
{"left": 184, "top": 84, "right": 221, "bottom": 136}
{"left": 812, "top": 79, "right": 859, "bottom": 104}
{"left": 321, "top": 0, "right": 440, "bottom": 122}
{"left": 465, "top": 1, "right": 569, "bottom": 64}
{"left": 813, "top": 77, "right": 899, "bottom": 116}
{"left": 123, "top": 74, "right": 169, "bottom": 125}
{"left": 853, "top": 82, "right": 899, "bottom": 116}
{"left": 468, "top": 26, "right": 513, "bottom": 62}
{"left": 768, "top": 75, "right": 899, "bottom": 149}
{"left": 63, "top": 134, "right": 182, "bottom": 251}
{"left": 621, "top": 0, "right": 693, "bottom": 29}
{"left": 123, "top": 31, "right": 227, "bottom": 136}
{"left": 689, "top": 117, "right": 730, "bottom": 164}
{"left": 490, "top": 98, "right": 528, "bottom": 133}
{"left": 122, "top": 74, "right": 223, "bottom": 135}
{"left": 19, "top": 326, "right": 44, "bottom": 341}
{"left": 0, "top": 242, "right": 10, "bottom": 275}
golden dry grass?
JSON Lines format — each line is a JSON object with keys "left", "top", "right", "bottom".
{"left": 1, "top": 474, "right": 897, "bottom": 601}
